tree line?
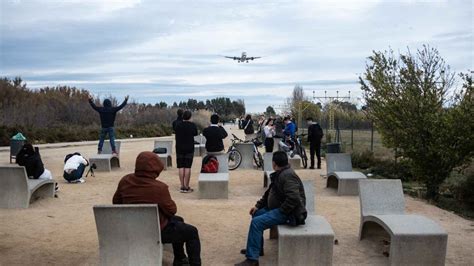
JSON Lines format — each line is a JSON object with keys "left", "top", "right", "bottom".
{"left": 0, "top": 77, "right": 245, "bottom": 145}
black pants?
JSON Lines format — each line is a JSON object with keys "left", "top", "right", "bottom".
{"left": 309, "top": 141, "right": 321, "bottom": 168}
{"left": 161, "top": 216, "right": 201, "bottom": 265}
{"left": 264, "top": 138, "right": 274, "bottom": 153}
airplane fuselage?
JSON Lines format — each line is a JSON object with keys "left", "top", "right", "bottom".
{"left": 239, "top": 52, "right": 247, "bottom": 62}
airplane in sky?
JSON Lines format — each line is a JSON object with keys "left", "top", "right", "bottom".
{"left": 224, "top": 52, "right": 261, "bottom": 63}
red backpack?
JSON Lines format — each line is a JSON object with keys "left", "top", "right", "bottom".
{"left": 201, "top": 155, "right": 219, "bottom": 173}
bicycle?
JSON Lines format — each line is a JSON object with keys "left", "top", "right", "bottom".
{"left": 227, "top": 134, "right": 264, "bottom": 170}
{"left": 278, "top": 134, "right": 308, "bottom": 169}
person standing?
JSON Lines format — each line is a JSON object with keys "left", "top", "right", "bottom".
{"left": 235, "top": 151, "right": 307, "bottom": 266}
{"left": 306, "top": 117, "right": 324, "bottom": 169}
{"left": 202, "top": 114, "right": 228, "bottom": 153}
{"left": 172, "top": 109, "right": 184, "bottom": 133}
{"left": 174, "top": 110, "right": 198, "bottom": 192}
{"left": 263, "top": 118, "right": 276, "bottom": 152}
{"left": 88, "top": 95, "right": 128, "bottom": 155}
{"left": 113, "top": 151, "right": 201, "bottom": 266}
{"left": 243, "top": 114, "right": 255, "bottom": 141}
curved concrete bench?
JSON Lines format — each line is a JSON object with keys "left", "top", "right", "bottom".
{"left": 235, "top": 143, "right": 255, "bottom": 169}
{"left": 154, "top": 140, "right": 173, "bottom": 169}
{"left": 90, "top": 141, "right": 121, "bottom": 172}
{"left": 358, "top": 179, "right": 447, "bottom": 266}
{"left": 93, "top": 204, "right": 163, "bottom": 266}
{"left": 325, "top": 153, "right": 366, "bottom": 196}
{"left": 0, "top": 166, "right": 55, "bottom": 208}
{"left": 327, "top": 172, "right": 366, "bottom": 196}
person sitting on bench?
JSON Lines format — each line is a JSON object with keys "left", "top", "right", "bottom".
{"left": 113, "top": 151, "right": 201, "bottom": 266}
{"left": 202, "top": 114, "right": 228, "bottom": 153}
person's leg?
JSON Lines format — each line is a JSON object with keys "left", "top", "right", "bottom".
{"left": 184, "top": 154, "right": 194, "bottom": 190}
{"left": 179, "top": 168, "right": 185, "bottom": 189}
{"left": 184, "top": 168, "right": 191, "bottom": 189}
{"left": 162, "top": 216, "right": 201, "bottom": 265}
{"left": 316, "top": 142, "right": 322, "bottom": 169}
{"left": 108, "top": 127, "right": 117, "bottom": 153}
{"left": 98, "top": 128, "right": 107, "bottom": 153}
{"left": 72, "top": 164, "right": 86, "bottom": 180}
{"left": 39, "top": 169, "right": 52, "bottom": 179}
{"left": 245, "top": 208, "right": 288, "bottom": 261}
{"left": 309, "top": 142, "right": 315, "bottom": 168}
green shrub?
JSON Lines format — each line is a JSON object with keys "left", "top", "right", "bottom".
{"left": 351, "top": 150, "right": 376, "bottom": 169}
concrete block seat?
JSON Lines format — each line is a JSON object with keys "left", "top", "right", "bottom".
{"left": 358, "top": 179, "right": 448, "bottom": 266}
{"left": 235, "top": 142, "right": 255, "bottom": 169}
{"left": 194, "top": 135, "right": 206, "bottom": 157}
{"left": 0, "top": 165, "right": 55, "bottom": 208}
{"left": 263, "top": 152, "right": 273, "bottom": 188}
{"left": 270, "top": 180, "right": 334, "bottom": 265}
{"left": 325, "top": 153, "right": 366, "bottom": 196}
{"left": 288, "top": 154, "right": 302, "bottom": 169}
{"left": 90, "top": 141, "right": 121, "bottom": 172}
{"left": 154, "top": 139, "right": 173, "bottom": 169}
{"left": 93, "top": 204, "right": 163, "bottom": 266}
{"left": 198, "top": 152, "right": 229, "bottom": 199}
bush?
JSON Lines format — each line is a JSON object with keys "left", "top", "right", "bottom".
{"left": 351, "top": 150, "right": 376, "bottom": 169}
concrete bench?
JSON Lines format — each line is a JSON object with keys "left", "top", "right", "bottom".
{"left": 90, "top": 141, "right": 121, "bottom": 172}
{"left": 93, "top": 204, "right": 163, "bottom": 266}
{"left": 198, "top": 153, "right": 229, "bottom": 199}
{"left": 198, "top": 173, "right": 229, "bottom": 199}
{"left": 235, "top": 143, "right": 255, "bottom": 169}
{"left": 154, "top": 140, "right": 173, "bottom": 169}
{"left": 262, "top": 152, "right": 273, "bottom": 187}
{"left": 288, "top": 154, "right": 302, "bottom": 169}
{"left": 358, "top": 179, "right": 448, "bottom": 266}
{"left": 194, "top": 135, "right": 206, "bottom": 157}
{"left": 0, "top": 166, "right": 55, "bottom": 208}
{"left": 271, "top": 180, "right": 334, "bottom": 265}
{"left": 325, "top": 153, "right": 366, "bottom": 196}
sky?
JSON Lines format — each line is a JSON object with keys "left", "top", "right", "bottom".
{"left": 1, "top": 0, "right": 472, "bottom": 112}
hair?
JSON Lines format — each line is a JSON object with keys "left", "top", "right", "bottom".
{"left": 245, "top": 114, "right": 251, "bottom": 120}
{"left": 272, "top": 151, "right": 288, "bottom": 167}
{"left": 182, "top": 110, "right": 192, "bottom": 120}
{"left": 306, "top": 117, "right": 313, "bottom": 121}
{"left": 210, "top": 114, "right": 219, "bottom": 124}
{"left": 265, "top": 118, "right": 273, "bottom": 126}
{"left": 177, "top": 109, "right": 184, "bottom": 118}
{"left": 283, "top": 116, "right": 290, "bottom": 121}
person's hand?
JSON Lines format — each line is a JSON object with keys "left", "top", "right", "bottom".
{"left": 249, "top": 207, "right": 258, "bottom": 216}
{"left": 125, "top": 95, "right": 129, "bottom": 100}
{"left": 88, "top": 94, "right": 93, "bottom": 100}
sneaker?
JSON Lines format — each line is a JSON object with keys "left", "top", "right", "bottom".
{"left": 112, "top": 152, "right": 118, "bottom": 157}
{"left": 97, "top": 150, "right": 102, "bottom": 154}
{"left": 55, "top": 183, "right": 60, "bottom": 192}
{"left": 184, "top": 187, "right": 194, "bottom": 193}
{"left": 240, "top": 249, "right": 264, "bottom": 256}
{"left": 309, "top": 166, "right": 315, "bottom": 169}
{"left": 180, "top": 187, "right": 187, "bottom": 193}
{"left": 173, "top": 256, "right": 190, "bottom": 266}
{"left": 69, "top": 178, "right": 85, "bottom": 184}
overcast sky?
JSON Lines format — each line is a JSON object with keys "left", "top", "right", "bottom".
{"left": 1, "top": 0, "right": 472, "bottom": 112}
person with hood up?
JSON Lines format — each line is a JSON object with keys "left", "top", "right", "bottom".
{"left": 88, "top": 95, "right": 129, "bottom": 155}
{"left": 16, "top": 143, "right": 52, "bottom": 180}
{"left": 113, "top": 151, "right": 201, "bottom": 266}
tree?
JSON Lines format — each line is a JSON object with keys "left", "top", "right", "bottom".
{"left": 265, "top": 106, "right": 276, "bottom": 116}
{"left": 360, "top": 45, "right": 474, "bottom": 199}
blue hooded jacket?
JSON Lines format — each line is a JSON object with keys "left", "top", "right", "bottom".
{"left": 89, "top": 98, "right": 128, "bottom": 128}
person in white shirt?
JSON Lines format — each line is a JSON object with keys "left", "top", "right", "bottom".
{"left": 63, "top": 153, "right": 89, "bottom": 183}
{"left": 263, "top": 118, "right": 276, "bottom": 152}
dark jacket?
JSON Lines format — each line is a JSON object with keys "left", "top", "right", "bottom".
{"left": 16, "top": 144, "right": 44, "bottom": 179}
{"left": 172, "top": 117, "right": 183, "bottom": 133}
{"left": 255, "top": 165, "right": 306, "bottom": 216}
{"left": 202, "top": 125, "right": 228, "bottom": 152}
{"left": 307, "top": 123, "right": 324, "bottom": 143}
{"left": 175, "top": 121, "right": 198, "bottom": 154}
{"left": 112, "top": 151, "right": 176, "bottom": 230}
{"left": 244, "top": 119, "right": 254, "bottom": 134}
{"left": 89, "top": 98, "right": 128, "bottom": 128}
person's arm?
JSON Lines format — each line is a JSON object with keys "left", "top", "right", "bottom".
{"left": 220, "top": 127, "right": 228, "bottom": 139}
{"left": 279, "top": 175, "right": 302, "bottom": 215}
{"left": 307, "top": 125, "right": 312, "bottom": 142}
{"left": 88, "top": 96, "right": 100, "bottom": 112}
{"left": 114, "top": 96, "right": 129, "bottom": 112}
{"left": 80, "top": 156, "right": 89, "bottom": 166}
{"left": 255, "top": 186, "right": 271, "bottom": 209}
{"left": 193, "top": 124, "right": 198, "bottom": 136}
{"left": 157, "top": 185, "right": 177, "bottom": 217}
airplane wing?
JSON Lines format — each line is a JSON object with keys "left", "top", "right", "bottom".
{"left": 225, "top": 56, "right": 239, "bottom": 60}
{"left": 248, "top": 57, "right": 261, "bottom": 60}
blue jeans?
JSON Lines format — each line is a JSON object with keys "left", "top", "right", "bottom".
{"left": 98, "top": 127, "right": 116, "bottom": 152}
{"left": 246, "top": 208, "right": 288, "bottom": 260}
{"left": 63, "top": 163, "right": 86, "bottom": 181}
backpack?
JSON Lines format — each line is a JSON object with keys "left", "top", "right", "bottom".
{"left": 201, "top": 154, "right": 219, "bottom": 173}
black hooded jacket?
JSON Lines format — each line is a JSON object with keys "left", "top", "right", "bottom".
{"left": 89, "top": 98, "right": 128, "bottom": 128}
{"left": 16, "top": 144, "right": 45, "bottom": 179}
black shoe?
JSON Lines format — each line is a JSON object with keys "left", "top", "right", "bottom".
{"left": 309, "top": 166, "right": 315, "bottom": 169}
{"left": 240, "top": 249, "right": 264, "bottom": 256}
{"left": 317, "top": 166, "right": 321, "bottom": 169}
{"left": 173, "top": 256, "right": 190, "bottom": 266}
{"left": 235, "top": 259, "right": 259, "bottom": 266}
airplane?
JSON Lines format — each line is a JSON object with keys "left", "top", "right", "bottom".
{"left": 224, "top": 52, "right": 261, "bottom": 63}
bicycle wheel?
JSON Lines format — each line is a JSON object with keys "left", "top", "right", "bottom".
{"left": 254, "top": 151, "right": 264, "bottom": 169}
{"left": 228, "top": 149, "right": 242, "bottom": 170}
{"left": 300, "top": 146, "right": 308, "bottom": 169}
